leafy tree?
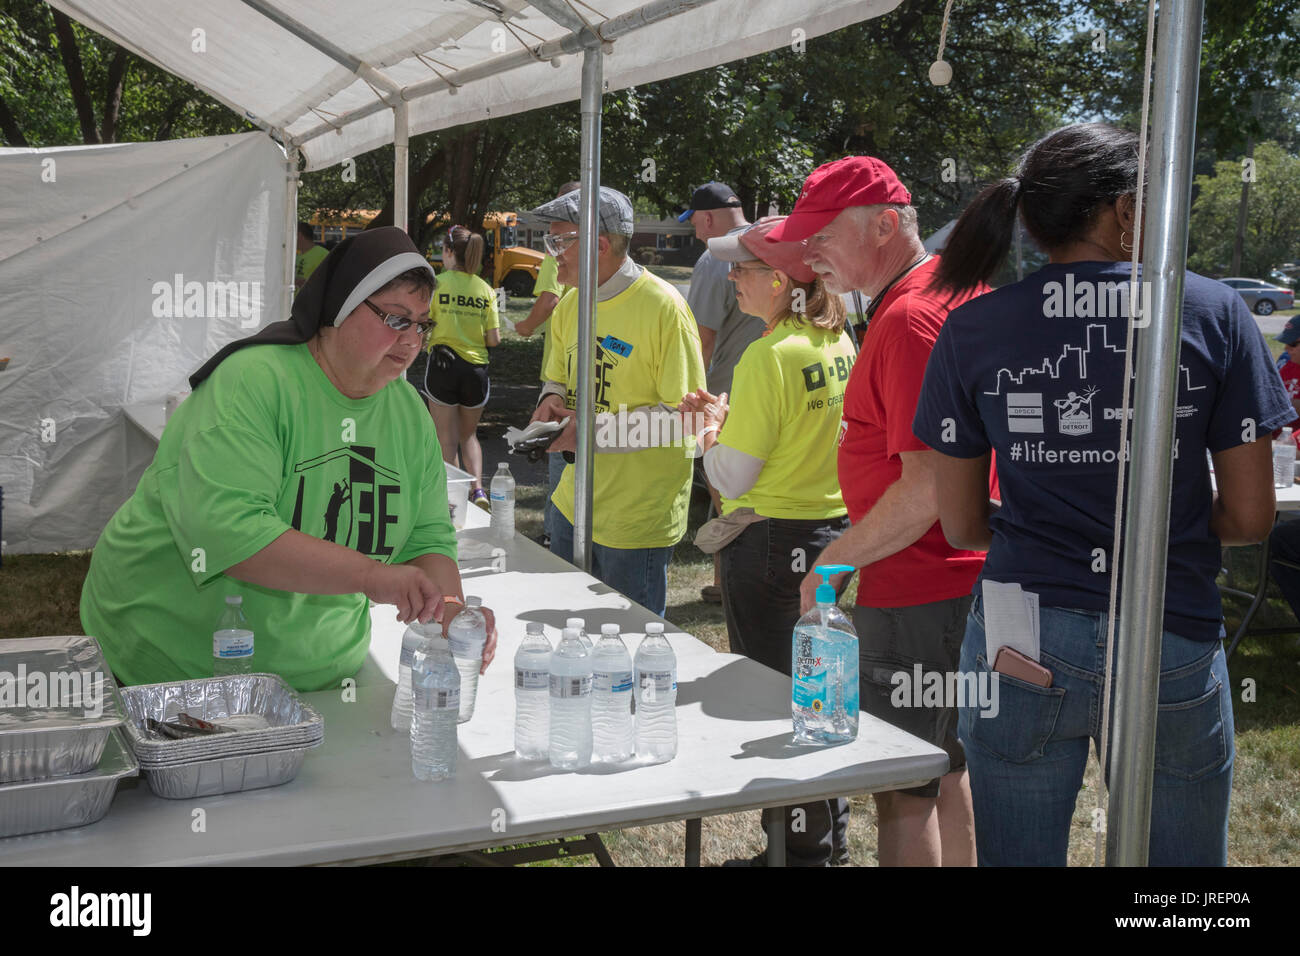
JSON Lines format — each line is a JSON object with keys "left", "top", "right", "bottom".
{"left": 1187, "top": 142, "right": 1300, "bottom": 277}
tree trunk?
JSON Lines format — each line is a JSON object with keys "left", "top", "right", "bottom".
{"left": 366, "top": 144, "right": 450, "bottom": 245}
{"left": 0, "top": 97, "right": 28, "bottom": 147}
{"left": 51, "top": 10, "right": 100, "bottom": 145}
{"left": 100, "top": 47, "right": 129, "bottom": 143}
{"left": 155, "top": 97, "right": 192, "bottom": 140}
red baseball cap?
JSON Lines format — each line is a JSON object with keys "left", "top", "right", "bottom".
{"left": 707, "top": 217, "right": 817, "bottom": 283}
{"left": 766, "top": 156, "right": 912, "bottom": 243}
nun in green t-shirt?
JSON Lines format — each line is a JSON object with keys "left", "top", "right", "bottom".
{"left": 80, "top": 227, "right": 498, "bottom": 692}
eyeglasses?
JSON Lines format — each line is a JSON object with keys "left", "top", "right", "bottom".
{"left": 543, "top": 231, "right": 580, "bottom": 257}
{"left": 728, "top": 262, "right": 773, "bottom": 274}
{"left": 363, "top": 299, "right": 434, "bottom": 338}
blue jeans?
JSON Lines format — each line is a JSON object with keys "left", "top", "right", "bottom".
{"left": 549, "top": 512, "right": 673, "bottom": 617}
{"left": 960, "top": 595, "right": 1233, "bottom": 866}
{"left": 542, "top": 452, "right": 566, "bottom": 540}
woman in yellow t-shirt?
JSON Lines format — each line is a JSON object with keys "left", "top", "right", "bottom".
{"left": 679, "top": 216, "right": 855, "bottom": 865}
{"left": 423, "top": 226, "right": 501, "bottom": 507}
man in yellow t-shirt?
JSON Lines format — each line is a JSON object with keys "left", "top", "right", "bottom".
{"left": 515, "top": 182, "right": 580, "bottom": 545}
{"left": 528, "top": 186, "right": 705, "bottom": 616}
{"left": 295, "top": 221, "right": 329, "bottom": 291}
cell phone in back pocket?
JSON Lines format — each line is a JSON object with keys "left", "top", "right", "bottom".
{"left": 993, "top": 645, "right": 1053, "bottom": 687}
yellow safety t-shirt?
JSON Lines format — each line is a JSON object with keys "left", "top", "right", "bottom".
{"left": 717, "top": 320, "right": 854, "bottom": 519}
{"left": 544, "top": 269, "right": 706, "bottom": 549}
{"left": 428, "top": 270, "right": 500, "bottom": 365}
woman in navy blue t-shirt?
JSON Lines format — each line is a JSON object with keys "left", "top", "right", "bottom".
{"left": 912, "top": 124, "right": 1291, "bottom": 865}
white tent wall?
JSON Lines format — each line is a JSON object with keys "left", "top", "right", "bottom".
{"left": 0, "top": 132, "right": 287, "bottom": 554}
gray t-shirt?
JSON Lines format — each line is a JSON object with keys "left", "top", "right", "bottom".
{"left": 687, "top": 246, "right": 764, "bottom": 395}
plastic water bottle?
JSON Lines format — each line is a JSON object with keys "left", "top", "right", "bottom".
{"left": 565, "top": 616, "right": 593, "bottom": 652}
{"left": 490, "top": 462, "right": 516, "bottom": 540}
{"left": 514, "top": 622, "right": 552, "bottom": 760}
{"left": 411, "top": 635, "right": 460, "bottom": 781}
{"left": 391, "top": 621, "right": 441, "bottom": 731}
{"left": 792, "top": 564, "right": 860, "bottom": 745}
{"left": 634, "top": 623, "right": 677, "bottom": 761}
{"left": 1274, "top": 428, "right": 1295, "bottom": 489}
{"left": 548, "top": 627, "right": 592, "bottom": 769}
{"left": 591, "top": 623, "right": 634, "bottom": 763}
{"left": 213, "top": 595, "right": 254, "bottom": 677}
{"left": 447, "top": 596, "right": 487, "bottom": 723}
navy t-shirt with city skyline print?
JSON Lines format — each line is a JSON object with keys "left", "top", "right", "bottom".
{"left": 912, "top": 261, "right": 1293, "bottom": 642}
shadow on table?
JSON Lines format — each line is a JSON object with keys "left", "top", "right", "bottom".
{"left": 675, "top": 657, "right": 789, "bottom": 724}
{"left": 469, "top": 748, "right": 676, "bottom": 782}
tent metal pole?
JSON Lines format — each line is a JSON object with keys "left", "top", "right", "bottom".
{"left": 573, "top": 42, "right": 603, "bottom": 573}
{"left": 1107, "top": 0, "right": 1205, "bottom": 867}
{"left": 283, "top": 145, "right": 299, "bottom": 325}
{"left": 393, "top": 101, "right": 409, "bottom": 232}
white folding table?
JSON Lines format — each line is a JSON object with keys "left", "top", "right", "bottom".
{"left": 0, "top": 529, "right": 947, "bottom": 866}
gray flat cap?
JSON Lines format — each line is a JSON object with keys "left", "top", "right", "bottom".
{"left": 529, "top": 186, "right": 634, "bottom": 236}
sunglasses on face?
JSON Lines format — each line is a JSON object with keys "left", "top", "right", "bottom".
{"left": 363, "top": 298, "right": 434, "bottom": 338}
{"left": 543, "top": 231, "right": 580, "bottom": 256}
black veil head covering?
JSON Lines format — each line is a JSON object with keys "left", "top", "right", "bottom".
{"left": 188, "top": 226, "right": 436, "bottom": 390}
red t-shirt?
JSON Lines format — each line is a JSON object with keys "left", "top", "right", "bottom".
{"left": 1277, "top": 356, "right": 1300, "bottom": 438}
{"left": 839, "top": 256, "right": 991, "bottom": 608}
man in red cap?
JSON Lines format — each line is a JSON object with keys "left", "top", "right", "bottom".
{"left": 769, "top": 156, "right": 990, "bottom": 867}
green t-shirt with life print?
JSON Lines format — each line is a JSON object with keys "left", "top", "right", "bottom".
{"left": 79, "top": 344, "right": 456, "bottom": 692}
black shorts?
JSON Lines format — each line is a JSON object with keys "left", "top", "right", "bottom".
{"left": 854, "top": 594, "right": 972, "bottom": 799}
{"left": 424, "top": 344, "right": 490, "bottom": 409}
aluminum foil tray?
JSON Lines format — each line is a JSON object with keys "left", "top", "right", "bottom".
{"left": 119, "top": 673, "right": 324, "bottom": 764}
{"left": 0, "top": 729, "right": 137, "bottom": 838}
{"left": 0, "top": 636, "right": 127, "bottom": 784}
{"left": 142, "top": 743, "right": 319, "bottom": 799}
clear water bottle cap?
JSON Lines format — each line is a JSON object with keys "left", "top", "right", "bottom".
{"left": 497, "top": 462, "right": 511, "bottom": 474}
{"left": 601, "top": 623, "right": 619, "bottom": 636}
{"left": 465, "top": 595, "right": 482, "bottom": 607}
{"left": 1284, "top": 428, "right": 1294, "bottom": 441}
{"left": 525, "top": 621, "right": 544, "bottom": 635}
{"left": 566, "top": 617, "right": 585, "bottom": 630}
{"left": 225, "top": 595, "right": 242, "bottom": 605}
{"left": 645, "top": 622, "right": 664, "bottom": 634}
{"left": 561, "top": 627, "right": 581, "bottom": 643}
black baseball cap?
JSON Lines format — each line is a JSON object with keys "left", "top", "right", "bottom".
{"left": 1277, "top": 320, "right": 1300, "bottom": 346}
{"left": 677, "top": 182, "right": 743, "bottom": 222}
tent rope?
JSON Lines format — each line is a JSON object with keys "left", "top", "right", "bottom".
{"left": 413, "top": 51, "right": 464, "bottom": 91}
{"left": 1096, "top": 0, "right": 1158, "bottom": 867}
{"left": 935, "top": 0, "right": 956, "bottom": 62}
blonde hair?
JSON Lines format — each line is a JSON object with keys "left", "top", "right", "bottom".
{"left": 784, "top": 276, "right": 847, "bottom": 333}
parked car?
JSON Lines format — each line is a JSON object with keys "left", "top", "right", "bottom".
{"left": 1220, "top": 277, "right": 1296, "bottom": 315}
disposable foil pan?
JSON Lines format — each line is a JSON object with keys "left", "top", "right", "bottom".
{"left": 0, "top": 636, "right": 126, "bottom": 783}
{"left": 142, "top": 743, "right": 319, "bottom": 799}
{"left": 132, "top": 728, "right": 324, "bottom": 768}
{"left": 0, "top": 729, "right": 137, "bottom": 838}
{"left": 119, "top": 673, "right": 324, "bottom": 762}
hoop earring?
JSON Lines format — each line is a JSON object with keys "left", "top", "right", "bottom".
{"left": 1120, "top": 231, "right": 1133, "bottom": 255}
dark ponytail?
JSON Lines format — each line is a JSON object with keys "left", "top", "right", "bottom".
{"left": 931, "top": 123, "right": 1142, "bottom": 295}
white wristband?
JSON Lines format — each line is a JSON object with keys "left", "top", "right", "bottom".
{"left": 697, "top": 424, "right": 721, "bottom": 440}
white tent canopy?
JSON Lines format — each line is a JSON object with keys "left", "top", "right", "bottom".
{"left": 49, "top": 0, "right": 901, "bottom": 172}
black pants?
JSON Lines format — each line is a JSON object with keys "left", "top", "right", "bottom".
{"left": 719, "top": 513, "right": 852, "bottom": 866}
